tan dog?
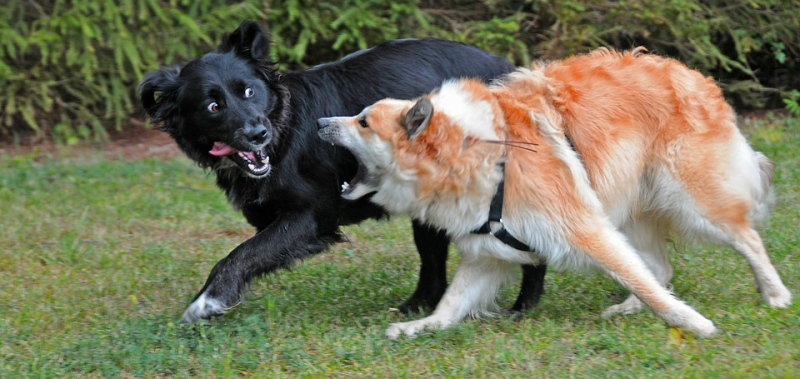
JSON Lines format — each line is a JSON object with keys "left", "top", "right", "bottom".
{"left": 317, "top": 48, "right": 791, "bottom": 339}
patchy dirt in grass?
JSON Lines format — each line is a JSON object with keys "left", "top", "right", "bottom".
{"left": 101, "top": 118, "right": 181, "bottom": 161}
{"left": 0, "top": 118, "right": 181, "bottom": 162}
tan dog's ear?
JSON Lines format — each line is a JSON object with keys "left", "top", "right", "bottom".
{"left": 402, "top": 98, "right": 433, "bottom": 138}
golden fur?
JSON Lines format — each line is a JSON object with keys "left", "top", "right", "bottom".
{"left": 317, "top": 48, "right": 791, "bottom": 339}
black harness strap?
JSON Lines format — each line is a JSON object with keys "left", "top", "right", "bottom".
{"left": 471, "top": 134, "right": 579, "bottom": 252}
{"left": 470, "top": 162, "right": 537, "bottom": 252}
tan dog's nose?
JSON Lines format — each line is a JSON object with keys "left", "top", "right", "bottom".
{"left": 317, "top": 117, "right": 337, "bottom": 130}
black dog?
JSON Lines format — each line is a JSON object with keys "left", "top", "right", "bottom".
{"left": 139, "top": 21, "right": 546, "bottom": 323}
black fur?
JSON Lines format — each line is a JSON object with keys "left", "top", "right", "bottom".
{"left": 139, "top": 20, "right": 546, "bottom": 321}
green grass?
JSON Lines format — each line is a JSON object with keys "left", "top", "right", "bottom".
{"left": 2, "top": 116, "right": 799, "bottom": 378}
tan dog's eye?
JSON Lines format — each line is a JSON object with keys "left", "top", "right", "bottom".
{"left": 358, "top": 118, "right": 369, "bottom": 128}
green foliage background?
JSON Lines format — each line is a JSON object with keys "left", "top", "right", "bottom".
{"left": 1, "top": 0, "right": 798, "bottom": 141}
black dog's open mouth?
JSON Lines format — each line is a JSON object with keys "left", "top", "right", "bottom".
{"left": 209, "top": 141, "right": 271, "bottom": 177}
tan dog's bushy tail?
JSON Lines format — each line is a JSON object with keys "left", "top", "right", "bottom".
{"left": 753, "top": 151, "right": 775, "bottom": 226}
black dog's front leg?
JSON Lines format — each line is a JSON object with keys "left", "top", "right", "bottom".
{"left": 397, "top": 220, "right": 451, "bottom": 313}
{"left": 402, "top": 220, "right": 548, "bottom": 314}
{"left": 180, "top": 210, "right": 338, "bottom": 323}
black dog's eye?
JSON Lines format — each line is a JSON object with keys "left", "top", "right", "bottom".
{"left": 244, "top": 88, "right": 254, "bottom": 98}
{"left": 358, "top": 117, "right": 369, "bottom": 128}
{"left": 207, "top": 102, "right": 219, "bottom": 112}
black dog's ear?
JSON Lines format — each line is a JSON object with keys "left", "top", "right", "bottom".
{"left": 220, "top": 20, "right": 270, "bottom": 61}
{"left": 402, "top": 98, "right": 434, "bottom": 138}
{"left": 138, "top": 66, "right": 181, "bottom": 125}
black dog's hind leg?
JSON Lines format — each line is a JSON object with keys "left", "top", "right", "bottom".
{"left": 180, "top": 210, "right": 339, "bottom": 323}
{"left": 401, "top": 220, "right": 548, "bottom": 314}
{"left": 511, "top": 263, "right": 547, "bottom": 312}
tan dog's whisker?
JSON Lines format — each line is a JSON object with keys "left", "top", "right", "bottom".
{"left": 482, "top": 139, "right": 539, "bottom": 154}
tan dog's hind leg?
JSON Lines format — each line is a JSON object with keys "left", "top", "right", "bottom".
{"left": 572, "top": 224, "right": 717, "bottom": 336}
{"left": 671, "top": 133, "right": 790, "bottom": 307}
{"left": 730, "top": 227, "right": 791, "bottom": 307}
{"left": 386, "top": 255, "right": 514, "bottom": 339}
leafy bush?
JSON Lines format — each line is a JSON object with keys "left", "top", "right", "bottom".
{"left": 518, "top": 0, "right": 800, "bottom": 108}
{"left": 266, "top": 1, "right": 799, "bottom": 110}
{"left": 1, "top": 0, "right": 798, "bottom": 141}
{"left": 785, "top": 90, "right": 800, "bottom": 117}
{"left": 264, "top": 0, "right": 532, "bottom": 69}
{"left": 0, "top": 0, "right": 265, "bottom": 143}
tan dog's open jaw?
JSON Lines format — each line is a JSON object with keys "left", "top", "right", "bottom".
{"left": 318, "top": 49, "right": 791, "bottom": 340}
{"left": 318, "top": 99, "right": 415, "bottom": 201}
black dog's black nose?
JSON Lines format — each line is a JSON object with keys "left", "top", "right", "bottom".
{"left": 245, "top": 124, "right": 269, "bottom": 144}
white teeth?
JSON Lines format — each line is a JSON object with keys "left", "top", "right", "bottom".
{"left": 341, "top": 181, "right": 350, "bottom": 192}
{"left": 236, "top": 152, "right": 270, "bottom": 174}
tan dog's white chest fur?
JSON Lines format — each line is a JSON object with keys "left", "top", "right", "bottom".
{"left": 317, "top": 48, "right": 791, "bottom": 339}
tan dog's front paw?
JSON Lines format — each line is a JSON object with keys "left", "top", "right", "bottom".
{"left": 385, "top": 317, "right": 449, "bottom": 340}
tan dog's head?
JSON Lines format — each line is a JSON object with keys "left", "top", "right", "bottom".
{"left": 317, "top": 80, "right": 505, "bottom": 220}
{"left": 317, "top": 97, "right": 433, "bottom": 201}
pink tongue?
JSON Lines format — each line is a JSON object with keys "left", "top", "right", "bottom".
{"left": 241, "top": 151, "right": 257, "bottom": 162}
{"left": 209, "top": 141, "right": 237, "bottom": 156}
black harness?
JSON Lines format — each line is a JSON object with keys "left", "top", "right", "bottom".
{"left": 470, "top": 162, "right": 537, "bottom": 251}
{"left": 471, "top": 135, "right": 579, "bottom": 252}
